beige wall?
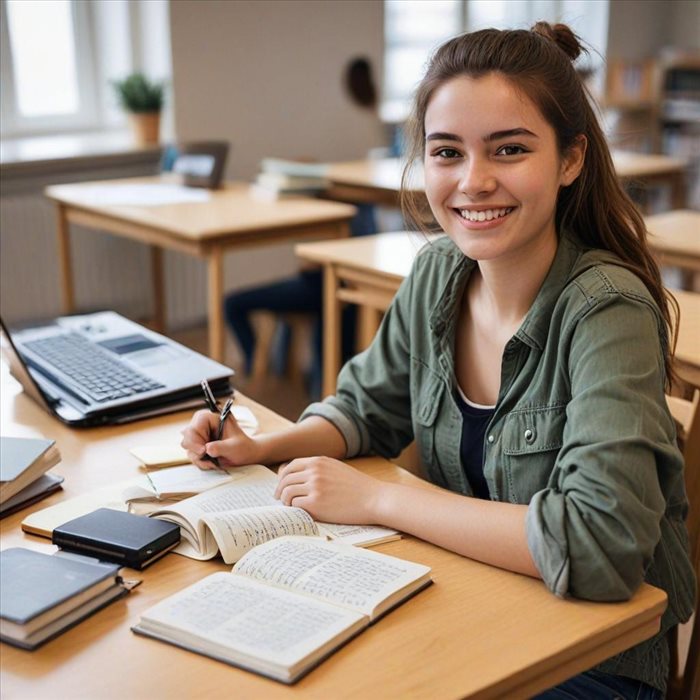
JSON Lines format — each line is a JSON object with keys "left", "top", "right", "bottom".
{"left": 169, "top": 0, "right": 386, "bottom": 180}
{"left": 666, "top": 0, "right": 700, "bottom": 51}
{"left": 607, "top": 0, "right": 700, "bottom": 59}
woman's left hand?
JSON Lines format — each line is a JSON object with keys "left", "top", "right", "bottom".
{"left": 274, "top": 456, "right": 382, "bottom": 524}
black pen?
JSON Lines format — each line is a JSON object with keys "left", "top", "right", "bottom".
{"left": 200, "top": 380, "right": 229, "bottom": 472}
{"left": 200, "top": 379, "right": 220, "bottom": 413}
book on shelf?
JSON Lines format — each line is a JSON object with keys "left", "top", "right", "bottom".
{"left": 0, "top": 548, "right": 136, "bottom": 650}
{"left": 0, "top": 473, "right": 64, "bottom": 519}
{"left": 0, "top": 436, "right": 61, "bottom": 505}
{"left": 132, "top": 535, "right": 432, "bottom": 684}
{"left": 147, "top": 464, "right": 400, "bottom": 563}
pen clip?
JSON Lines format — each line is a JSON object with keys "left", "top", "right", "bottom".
{"left": 216, "top": 399, "right": 234, "bottom": 441}
{"left": 200, "top": 379, "right": 219, "bottom": 413}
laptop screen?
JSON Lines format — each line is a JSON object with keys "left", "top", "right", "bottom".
{"left": 0, "top": 317, "right": 56, "bottom": 415}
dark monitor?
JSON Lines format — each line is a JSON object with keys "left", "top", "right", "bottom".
{"left": 171, "top": 141, "right": 229, "bottom": 189}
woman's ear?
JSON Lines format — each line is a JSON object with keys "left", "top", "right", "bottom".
{"left": 561, "top": 135, "right": 587, "bottom": 187}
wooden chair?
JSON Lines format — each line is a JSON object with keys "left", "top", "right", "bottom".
{"left": 249, "top": 311, "right": 313, "bottom": 387}
{"left": 666, "top": 387, "right": 700, "bottom": 700}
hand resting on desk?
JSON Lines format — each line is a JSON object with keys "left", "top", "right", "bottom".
{"left": 181, "top": 409, "right": 381, "bottom": 525}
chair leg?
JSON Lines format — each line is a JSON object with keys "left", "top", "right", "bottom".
{"left": 249, "top": 312, "right": 277, "bottom": 382}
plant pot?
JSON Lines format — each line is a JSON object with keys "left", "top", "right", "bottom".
{"left": 128, "top": 112, "right": 161, "bottom": 146}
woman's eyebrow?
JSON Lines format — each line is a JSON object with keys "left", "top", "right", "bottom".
{"left": 426, "top": 127, "right": 539, "bottom": 143}
{"left": 485, "top": 128, "right": 538, "bottom": 142}
{"left": 426, "top": 131, "right": 461, "bottom": 142}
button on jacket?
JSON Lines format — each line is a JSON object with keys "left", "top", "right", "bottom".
{"left": 301, "top": 233, "right": 696, "bottom": 693}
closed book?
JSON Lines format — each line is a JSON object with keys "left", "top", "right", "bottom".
{"left": 0, "top": 548, "right": 127, "bottom": 650}
{"left": 52, "top": 508, "right": 181, "bottom": 569}
{"left": 0, "top": 436, "right": 61, "bottom": 504}
{"left": 0, "top": 473, "right": 64, "bottom": 519}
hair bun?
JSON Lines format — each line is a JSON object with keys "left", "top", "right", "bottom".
{"left": 532, "top": 21, "right": 583, "bottom": 62}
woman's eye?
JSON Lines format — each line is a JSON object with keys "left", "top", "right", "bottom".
{"left": 495, "top": 144, "right": 527, "bottom": 156}
{"left": 434, "top": 147, "right": 460, "bottom": 159}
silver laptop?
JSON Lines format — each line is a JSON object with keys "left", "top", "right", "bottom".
{"left": 1, "top": 311, "right": 233, "bottom": 426}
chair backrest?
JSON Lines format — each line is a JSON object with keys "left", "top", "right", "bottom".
{"left": 666, "top": 387, "right": 700, "bottom": 700}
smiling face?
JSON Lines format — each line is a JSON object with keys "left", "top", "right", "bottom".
{"left": 423, "top": 73, "right": 584, "bottom": 265}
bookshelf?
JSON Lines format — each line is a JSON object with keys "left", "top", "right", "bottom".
{"left": 604, "top": 52, "right": 700, "bottom": 209}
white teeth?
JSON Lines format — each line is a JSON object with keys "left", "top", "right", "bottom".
{"left": 459, "top": 207, "right": 512, "bottom": 222}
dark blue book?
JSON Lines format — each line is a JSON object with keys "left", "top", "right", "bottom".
{"left": 0, "top": 547, "right": 127, "bottom": 650}
{"left": 52, "top": 508, "right": 180, "bottom": 569}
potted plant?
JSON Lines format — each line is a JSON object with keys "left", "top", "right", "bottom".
{"left": 112, "top": 73, "right": 165, "bottom": 146}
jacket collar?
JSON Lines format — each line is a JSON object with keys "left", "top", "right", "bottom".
{"left": 429, "top": 232, "right": 589, "bottom": 352}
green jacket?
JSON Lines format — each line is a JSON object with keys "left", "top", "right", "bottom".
{"left": 301, "top": 233, "right": 696, "bottom": 692}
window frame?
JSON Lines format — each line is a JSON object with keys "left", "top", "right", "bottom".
{"left": 0, "top": 0, "right": 103, "bottom": 136}
{"left": 0, "top": 0, "right": 172, "bottom": 140}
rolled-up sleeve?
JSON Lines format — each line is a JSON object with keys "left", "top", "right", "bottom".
{"left": 526, "top": 291, "right": 679, "bottom": 601}
{"left": 300, "top": 271, "right": 416, "bottom": 459}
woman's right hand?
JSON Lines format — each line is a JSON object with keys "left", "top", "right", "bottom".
{"left": 180, "top": 409, "right": 261, "bottom": 469}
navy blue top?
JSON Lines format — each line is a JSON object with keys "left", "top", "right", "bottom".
{"left": 455, "top": 389, "right": 494, "bottom": 499}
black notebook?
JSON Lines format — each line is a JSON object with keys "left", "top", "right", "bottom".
{"left": 52, "top": 508, "right": 181, "bottom": 569}
{"left": 0, "top": 548, "right": 128, "bottom": 650}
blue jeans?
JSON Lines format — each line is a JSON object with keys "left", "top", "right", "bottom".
{"left": 534, "top": 669, "right": 662, "bottom": 699}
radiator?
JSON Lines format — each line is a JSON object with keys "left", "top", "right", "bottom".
{"left": 0, "top": 188, "right": 298, "bottom": 331}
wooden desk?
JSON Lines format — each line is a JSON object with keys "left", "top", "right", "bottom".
{"left": 45, "top": 177, "right": 357, "bottom": 362}
{"left": 0, "top": 366, "right": 667, "bottom": 699}
{"left": 672, "top": 289, "right": 700, "bottom": 389}
{"left": 296, "top": 233, "right": 700, "bottom": 399}
{"left": 296, "top": 232, "right": 432, "bottom": 396}
{"left": 325, "top": 151, "right": 688, "bottom": 210}
{"left": 645, "top": 209, "right": 700, "bottom": 289}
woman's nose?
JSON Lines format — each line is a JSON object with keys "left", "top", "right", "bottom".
{"left": 458, "top": 158, "right": 497, "bottom": 197}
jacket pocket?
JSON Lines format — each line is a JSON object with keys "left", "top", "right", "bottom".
{"left": 502, "top": 405, "right": 567, "bottom": 455}
{"left": 413, "top": 370, "right": 445, "bottom": 480}
{"left": 502, "top": 405, "right": 566, "bottom": 502}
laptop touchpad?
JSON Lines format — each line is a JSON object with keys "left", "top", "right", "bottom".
{"left": 98, "top": 334, "right": 186, "bottom": 366}
{"left": 99, "top": 334, "right": 161, "bottom": 355}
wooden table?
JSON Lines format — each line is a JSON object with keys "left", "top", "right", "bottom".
{"left": 0, "top": 365, "right": 667, "bottom": 699}
{"left": 672, "top": 289, "right": 700, "bottom": 389}
{"left": 296, "top": 232, "right": 432, "bottom": 396}
{"left": 325, "top": 151, "right": 688, "bottom": 210}
{"left": 45, "top": 177, "right": 357, "bottom": 362}
{"left": 296, "top": 232, "right": 700, "bottom": 398}
{"left": 645, "top": 209, "right": 700, "bottom": 289}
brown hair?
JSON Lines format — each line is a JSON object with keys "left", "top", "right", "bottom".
{"left": 401, "top": 22, "right": 677, "bottom": 387}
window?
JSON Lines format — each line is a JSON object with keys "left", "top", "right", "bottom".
{"left": 0, "top": 0, "right": 171, "bottom": 138}
{"left": 382, "top": 0, "right": 462, "bottom": 123}
{"left": 382, "top": 0, "right": 610, "bottom": 122}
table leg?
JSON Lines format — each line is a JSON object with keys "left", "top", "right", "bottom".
{"left": 150, "top": 246, "right": 166, "bottom": 332}
{"left": 323, "top": 265, "right": 341, "bottom": 398}
{"left": 55, "top": 203, "right": 75, "bottom": 313}
{"left": 358, "top": 306, "right": 382, "bottom": 351}
{"left": 669, "top": 172, "right": 686, "bottom": 210}
{"left": 208, "top": 247, "right": 225, "bottom": 362}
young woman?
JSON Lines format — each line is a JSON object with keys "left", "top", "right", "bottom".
{"left": 182, "top": 23, "right": 695, "bottom": 698}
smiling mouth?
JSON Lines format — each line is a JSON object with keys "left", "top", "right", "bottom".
{"left": 456, "top": 207, "right": 514, "bottom": 222}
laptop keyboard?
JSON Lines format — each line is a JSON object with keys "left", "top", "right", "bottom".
{"left": 24, "top": 332, "right": 164, "bottom": 403}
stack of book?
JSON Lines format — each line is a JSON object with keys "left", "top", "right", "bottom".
{"left": 0, "top": 548, "right": 131, "bottom": 649}
{"left": 0, "top": 436, "right": 63, "bottom": 518}
{"left": 251, "top": 158, "right": 329, "bottom": 199}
